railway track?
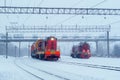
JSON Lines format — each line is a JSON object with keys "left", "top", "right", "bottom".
{"left": 14, "top": 61, "right": 44, "bottom": 80}
{"left": 14, "top": 60, "right": 70, "bottom": 80}
{"left": 60, "top": 61, "right": 120, "bottom": 71}
{"left": 24, "top": 62, "right": 70, "bottom": 80}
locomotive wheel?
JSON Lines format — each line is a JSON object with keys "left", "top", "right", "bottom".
{"left": 71, "top": 54, "right": 75, "bottom": 58}
{"left": 39, "top": 55, "right": 42, "bottom": 60}
{"left": 76, "top": 54, "right": 80, "bottom": 58}
{"left": 71, "top": 54, "right": 73, "bottom": 57}
{"left": 54, "top": 58, "right": 58, "bottom": 61}
{"left": 31, "top": 54, "right": 33, "bottom": 58}
{"left": 73, "top": 54, "right": 77, "bottom": 58}
{"left": 36, "top": 54, "right": 39, "bottom": 59}
{"left": 31, "top": 53, "right": 35, "bottom": 58}
{"left": 39, "top": 54, "right": 44, "bottom": 60}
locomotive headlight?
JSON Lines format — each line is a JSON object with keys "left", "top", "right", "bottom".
{"left": 51, "top": 38, "right": 54, "bottom": 41}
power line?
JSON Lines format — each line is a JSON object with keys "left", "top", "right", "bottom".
{"left": 4, "top": 0, "right": 10, "bottom": 24}
{"left": 55, "top": 0, "right": 83, "bottom": 25}
{"left": 71, "top": 0, "right": 84, "bottom": 7}
{"left": 22, "top": 0, "right": 35, "bottom": 24}
{"left": 91, "top": 0, "right": 106, "bottom": 8}
{"left": 55, "top": 0, "right": 107, "bottom": 25}
{"left": 107, "top": 19, "right": 120, "bottom": 25}
{"left": 22, "top": 0, "right": 32, "bottom": 24}
{"left": 76, "top": 0, "right": 107, "bottom": 24}
{"left": 38, "top": 0, "right": 44, "bottom": 6}
{"left": 55, "top": 15, "right": 76, "bottom": 26}
{"left": 23, "top": 0, "right": 44, "bottom": 24}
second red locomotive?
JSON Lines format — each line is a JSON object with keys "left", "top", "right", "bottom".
{"left": 71, "top": 42, "right": 91, "bottom": 58}
{"left": 31, "top": 36, "right": 60, "bottom": 60}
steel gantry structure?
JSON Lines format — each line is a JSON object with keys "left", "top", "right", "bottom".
{"left": 6, "top": 25, "right": 110, "bottom": 33}
{"left": 4, "top": 25, "right": 111, "bottom": 58}
{"left": 0, "top": 6, "right": 120, "bottom": 15}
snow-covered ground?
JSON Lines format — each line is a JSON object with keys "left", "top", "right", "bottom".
{"left": 0, "top": 56, "right": 40, "bottom": 80}
{"left": 61, "top": 56, "right": 120, "bottom": 67}
{"left": 0, "top": 55, "right": 120, "bottom": 80}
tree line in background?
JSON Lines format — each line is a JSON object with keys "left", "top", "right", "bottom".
{"left": 0, "top": 42, "right": 29, "bottom": 57}
{"left": 92, "top": 42, "right": 120, "bottom": 57}
{"left": 112, "top": 44, "right": 120, "bottom": 57}
{"left": 0, "top": 42, "right": 120, "bottom": 58}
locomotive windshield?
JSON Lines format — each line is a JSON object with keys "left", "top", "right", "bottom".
{"left": 83, "top": 43, "right": 90, "bottom": 50}
{"left": 45, "top": 37, "right": 57, "bottom": 51}
{"left": 38, "top": 42, "right": 43, "bottom": 47}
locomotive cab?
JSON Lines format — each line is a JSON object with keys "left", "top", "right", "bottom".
{"left": 45, "top": 36, "right": 60, "bottom": 60}
{"left": 71, "top": 42, "right": 91, "bottom": 58}
{"left": 80, "top": 42, "right": 91, "bottom": 58}
{"left": 31, "top": 39, "right": 45, "bottom": 59}
{"left": 31, "top": 36, "right": 60, "bottom": 60}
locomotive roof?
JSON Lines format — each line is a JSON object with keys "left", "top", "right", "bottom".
{"left": 73, "top": 42, "right": 89, "bottom": 47}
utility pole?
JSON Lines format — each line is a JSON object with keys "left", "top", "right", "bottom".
{"left": 96, "top": 41, "right": 98, "bottom": 54}
{"left": 107, "top": 31, "right": 110, "bottom": 57}
{"left": 19, "top": 42, "right": 21, "bottom": 57}
{"left": 15, "top": 46, "right": 17, "bottom": 57}
{"left": 28, "top": 43, "right": 30, "bottom": 57}
{"left": 6, "top": 32, "right": 8, "bottom": 59}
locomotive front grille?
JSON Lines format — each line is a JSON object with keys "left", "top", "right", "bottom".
{"left": 51, "top": 51, "right": 55, "bottom": 54}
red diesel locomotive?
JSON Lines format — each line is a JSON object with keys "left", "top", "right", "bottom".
{"left": 71, "top": 42, "right": 91, "bottom": 58}
{"left": 31, "top": 36, "right": 60, "bottom": 60}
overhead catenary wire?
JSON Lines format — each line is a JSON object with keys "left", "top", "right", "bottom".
{"left": 5, "top": 0, "right": 20, "bottom": 26}
{"left": 107, "top": 19, "right": 120, "bottom": 25}
{"left": 71, "top": 0, "right": 84, "bottom": 8}
{"left": 91, "top": 0, "right": 106, "bottom": 8}
{"left": 22, "top": 0, "right": 32, "bottom": 24}
{"left": 23, "top": 0, "right": 44, "bottom": 25}
{"left": 55, "top": 0, "right": 107, "bottom": 26}
{"left": 54, "top": 0, "right": 84, "bottom": 26}
{"left": 4, "top": 0, "right": 11, "bottom": 25}
{"left": 37, "top": 0, "right": 44, "bottom": 7}
{"left": 53, "top": 0, "right": 84, "bottom": 35}
{"left": 22, "top": 0, "right": 33, "bottom": 24}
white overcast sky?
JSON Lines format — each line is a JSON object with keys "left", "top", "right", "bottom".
{"left": 0, "top": 0, "right": 120, "bottom": 36}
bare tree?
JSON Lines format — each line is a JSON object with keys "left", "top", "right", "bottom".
{"left": 112, "top": 44, "right": 120, "bottom": 57}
